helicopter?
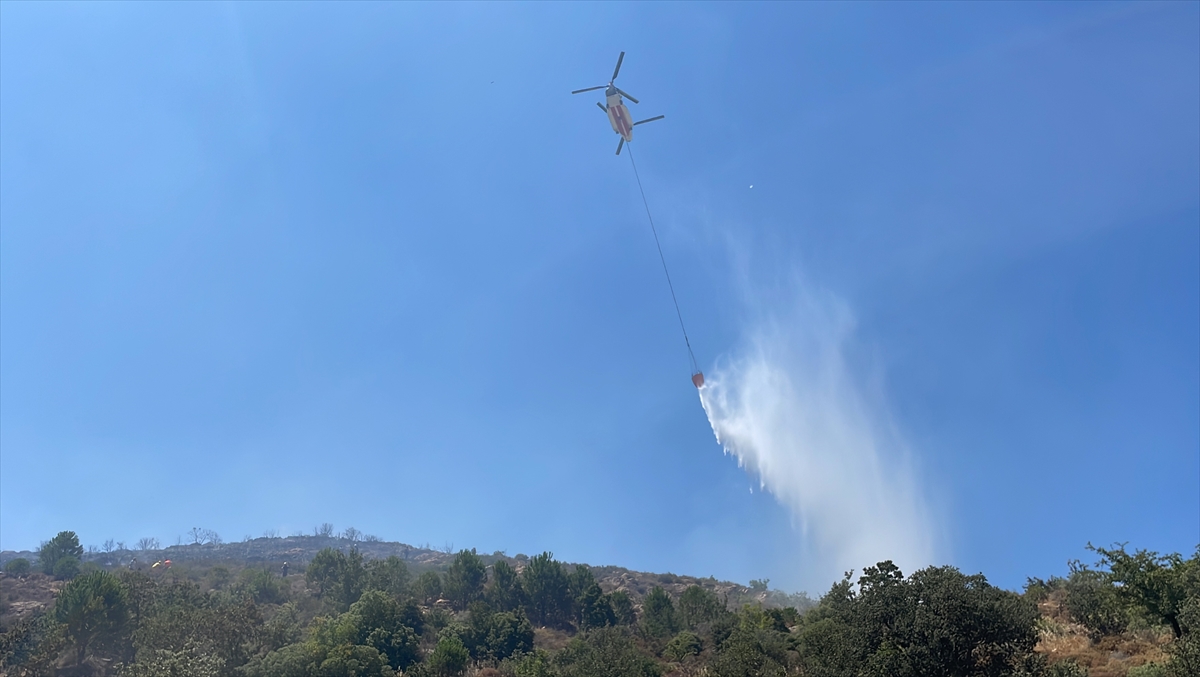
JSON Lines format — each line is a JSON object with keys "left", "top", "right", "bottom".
{"left": 572, "top": 52, "right": 664, "bottom": 155}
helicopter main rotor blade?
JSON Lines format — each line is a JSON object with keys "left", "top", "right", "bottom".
{"left": 612, "top": 52, "right": 625, "bottom": 81}
{"left": 616, "top": 138, "right": 625, "bottom": 155}
{"left": 571, "top": 85, "right": 606, "bottom": 94}
{"left": 633, "top": 115, "right": 664, "bottom": 126}
{"left": 614, "top": 87, "right": 639, "bottom": 104}
{"left": 596, "top": 102, "right": 608, "bottom": 113}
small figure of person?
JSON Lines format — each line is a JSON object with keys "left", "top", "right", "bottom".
{"left": 282, "top": 561, "right": 289, "bottom": 578}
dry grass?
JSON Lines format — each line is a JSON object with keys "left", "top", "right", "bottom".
{"left": 1034, "top": 594, "right": 1173, "bottom": 677}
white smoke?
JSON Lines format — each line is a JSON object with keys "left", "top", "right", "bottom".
{"left": 699, "top": 283, "right": 938, "bottom": 585}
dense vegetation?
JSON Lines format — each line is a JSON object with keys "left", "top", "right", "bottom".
{"left": 1, "top": 530, "right": 1196, "bottom": 676}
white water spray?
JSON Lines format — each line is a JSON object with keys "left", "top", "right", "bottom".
{"left": 698, "top": 285, "right": 937, "bottom": 584}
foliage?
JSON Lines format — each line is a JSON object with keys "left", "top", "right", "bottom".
{"left": 426, "top": 634, "right": 469, "bottom": 676}
{"left": 118, "top": 642, "right": 224, "bottom": 677}
{"left": 365, "top": 556, "right": 410, "bottom": 600}
{"left": 8, "top": 530, "right": 1195, "bottom": 677}
{"left": 662, "top": 631, "right": 702, "bottom": 662}
{"left": 414, "top": 571, "right": 443, "bottom": 605}
{"left": 307, "top": 548, "right": 368, "bottom": 610}
{"left": 677, "top": 585, "right": 728, "bottom": 631}
{"left": 1089, "top": 543, "right": 1199, "bottom": 638}
{"left": 444, "top": 550, "right": 487, "bottom": 611}
{"left": 0, "top": 612, "right": 67, "bottom": 676}
{"left": 1064, "top": 563, "right": 1127, "bottom": 640}
{"left": 523, "top": 553, "right": 571, "bottom": 628}
{"left": 240, "top": 567, "right": 290, "bottom": 605}
{"left": 608, "top": 591, "right": 637, "bottom": 626}
{"left": 1166, "top": 595, "right": 1200, "bottom": 676}
{"left": 4, "top": 558, "right": 31, "bottom": 577}
{"left": 54, "top": 569, "right": 131, "bottom": 667}
{"left": 640, "top": 587, "right": 678, "bottom": 639}
{"left": 487, "top": 560, "right": 527, "bottom": 612}
{"left": 1044, "top": 658, "right": 1089, "bottom": 677}
{"left": 554, "top": 627, "right": 660, "bottom": 677}
{"left": 460, "top": 603, "right": 535, "bottom": 661}
{"left": 795, "top": 561, "right": 1039, "bottom": 677}
{"left": 38, "top": 530, "right": 84, "bottom": 577}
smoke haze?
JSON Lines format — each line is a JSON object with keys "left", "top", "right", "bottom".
{"left": 699, "top": 283, "right": 938, "bottom": 586}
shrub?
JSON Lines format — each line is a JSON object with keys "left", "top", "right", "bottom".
{"left": 4, "top": 558, "right": 31, "bottom": 577}
{"left": 663, "top": 631, "right": 703, "bottom": 661}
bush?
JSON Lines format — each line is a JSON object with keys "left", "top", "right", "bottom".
{"left": 663, "top": 631, "right": 702, "bottom": 661}
{"left": 4, "top": 558, "right": 31, "bottom": 576}
{"left": 1045, "top": 658, "right": 1089, "bottom": 677}
{"left": 1127, "top": 663, "right": 1167, "bottom": 677}
{"left": 426, "top": 635, "right": 469, "bottom": 676}
{"left": 38, "top": 531, "right": 83, "bottom": 576}
{"left": 53, "top": 555, "right": 81, "bottom": 580}
{"left": 1064, "top": 565, "right": 1127, "bottom": 640}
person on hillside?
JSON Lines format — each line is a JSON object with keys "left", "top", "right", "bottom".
{"left": 282, "top": 562, "right": 289, "bottom": 577}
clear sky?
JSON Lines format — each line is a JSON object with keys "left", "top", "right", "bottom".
{"left": 2, "top": 1, "right": 1197, "bottom": 594}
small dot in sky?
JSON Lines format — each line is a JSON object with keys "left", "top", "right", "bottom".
{"left": 749, "top": 185, "right": 754, "bottom": 188}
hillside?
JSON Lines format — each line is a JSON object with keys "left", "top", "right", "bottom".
{"left": 1, "top": 533, "right": 1194, "bottom": 677}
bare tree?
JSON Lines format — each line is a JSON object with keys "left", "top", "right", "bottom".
{"left": 263, "top": 529, "right": 279, "bottom": 539}
{"left": 189, "top": 527, "right": 205, "bottom": 545}
{"left": 137, "top": 537, "right": 160, "bottom": 551}
{"left": 441, "top": 541, "right": 454, "bottom": 554}
{"left": 103, "top": 539, "right": 116, "bottom": 554}
{"left": 314, "top": 523, "right": 334, "bottom": 538}
{"left": 364, "top": 534, "right": 381, "bottom": 543}
{"left": 116, "top": 541, "right": 127, "bottom": 551}
{"left": 342, "top": 527, "right": 362, "bottom": 542}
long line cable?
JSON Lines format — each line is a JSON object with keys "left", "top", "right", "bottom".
{"left": 627, "top": 144, "right": 699, "bottom": 375}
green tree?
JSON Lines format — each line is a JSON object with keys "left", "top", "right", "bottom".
{"left": 38, "top": 530, "right": 84, "bottom": 576}
{"left": 241, "top": 567, "right": 290, "bottom": 605}
{"left": 316, "top": 590, "right": 422, "bottom": 671}
{"left": 317, "top": 643, "right": 395, "bottom": 677}
{"left": 426, "top": 634, "right": 469, "bottom": 676}
{"left": 443, "top": 549, "right": 487, "bottom": 610}
{"left": 796, "top": 561, "right": 1039, "bottom": 677}
{"left": 608, "top": 591, "right": 637, "bottom": 626}
{"left": 1090, "top": 544, "right": 1199, "bottom": 638}
{"left": 309, "top": 548, "right": 347, "bottom": 598}
{"left": 576, "top": 582, "right": 616, "bottom": 631}
{"left": 663, "top": 631, "right": 703, "bottom": 662}
{"left": 487, "top": 560, "right": 526, "bottom": 612}
{"left": 677, "top": 585, "right": 727, "bottom": 631}
{"left": 523, "top": 553, "right": 571, "bottom": 628}
{"left": 462, "top": 603, "right": 535, "bottom": 661}
{"left": 307, "top": 548, "right": 367, "bottom": 610}
{"left": 1064, "top": 563, "right": 1126, "bottom": 640}
{"left": 414, "top": 571, "right": 443, "bottom": 605}
{"left": 640, "top": 587, "right": 678, "bottom": 639}
{"left": 4, "top": 558, "right": 31, "bottom": 577}
{"left": 366, "top": 556, "right": 410, "bottom": 599}
{"left": 54, "top": 570, "right": 130, "bottom": 668}
{"left": 710, "top": 625, "right": 794, "bottom": 677}
{"left": 554, "top": 626, "right": 661, "bottom": 677}
{"left": 118, "top": 643, "right": 224, "bottom": 677}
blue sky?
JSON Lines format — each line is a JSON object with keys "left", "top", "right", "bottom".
{"left": 2, "top": 1, "right": 1196, "bottom": 594}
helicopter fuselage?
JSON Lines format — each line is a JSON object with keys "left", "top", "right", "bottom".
{"left": 605, "top": 88, "right": 634, "bottom": 142}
